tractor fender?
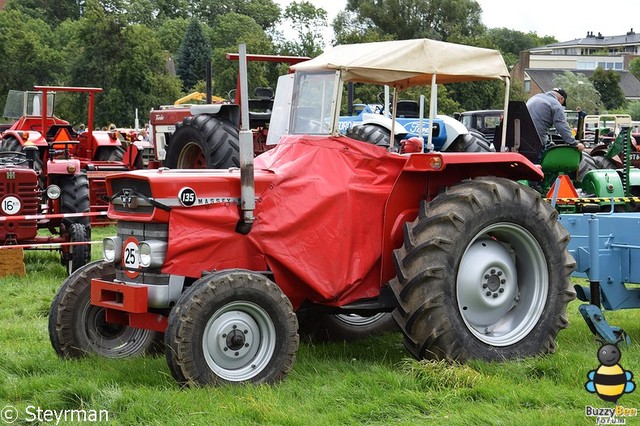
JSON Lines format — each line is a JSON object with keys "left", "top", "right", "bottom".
{"left": 90, "top": 131, "right": 123, "bottom": 148}
{"left": 2, "top": 129, "right": 48, "bottom": 147}
{"left": 190, "top": 103, "right": 240, "bottom": 127}
{"left": 437, "top": 115, "right": 471, "bottom": 151}
{"left": 47, "top": 158, "right": 82, "bottom": 175}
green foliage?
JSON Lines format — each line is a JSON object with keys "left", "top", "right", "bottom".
{"left": 156, "top": 18, "right": 192, "bottom": 57}
{"left": 477, "top": 28, "right": 557, "bottom": 67}
{"left": 630, "top": 57, "right": 640, "bottom": 82}
{"left": 190, "top": 0, "right": 281, "bottom": 30}
{"left": 553, "top": 71, "right": 603, "bottom": 114}
{"left": 176, "top": 19, "right": 211, "bottom": 91}
{"left": 589, "top": 67, "right": 626, "bottom": 111}
{"left": 625, "top": 100, "right": 640, "bottom": 121}
{"left": 0, "top": 10, "right": 64, "bottom": 107}
{"left": 332, "top": 10, "right": 394, "bottom": 45}
{"left": 278, "top": 1, "right": 328, "bottom": 58}
{"left": 4, "top": 0, "right": 82, "bottom": 27}
{"left": 346, "top": 0, "right": 484, "bottom": 42}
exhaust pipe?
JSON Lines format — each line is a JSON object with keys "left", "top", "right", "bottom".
{"left": 236, "top": 44, "right": 255, "bottom": 235}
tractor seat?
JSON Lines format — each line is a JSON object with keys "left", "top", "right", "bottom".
{"left": 540, "top": 145, "right": 581, "bottom": 175}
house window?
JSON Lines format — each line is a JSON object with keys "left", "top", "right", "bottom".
{"left": 524, "top": 80, "right": 531, "bottom": 92}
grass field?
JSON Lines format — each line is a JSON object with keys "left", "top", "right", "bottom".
{"left": 0, "top": 225, "right": 639, "bottom": 425}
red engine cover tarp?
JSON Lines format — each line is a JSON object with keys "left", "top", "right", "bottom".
{"left": 163, "top": 135, "right": 407, "bottom": 309}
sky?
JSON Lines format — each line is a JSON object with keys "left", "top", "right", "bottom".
{"left": 275, "top": 0, "right": 639, "bottom": 44}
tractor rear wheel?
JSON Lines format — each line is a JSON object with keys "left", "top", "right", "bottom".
{"left": 390, "top": 177, "right": 575, "bottom": 362}
{"left": 95, "top": 146, "right": 125, "bottom": 162}
{"left": 345, "top": 124, "right": 391, "bottom": 148}
{"left": 165, "top": 115, "right": 239, "bottom": 169}
{"left": 48, "top": 260, "right": 162, "bottom": 358}
{"left": 165, "top": 270, "right": 298, "bottom": 386}
{"left": 59, "top": 172, "right": 91, "bottom": 240}
{"left": 0, "top": 135, "right": 43, "bottom": 172}
{"left": 448, "top": 132, "right": 495, "bottom": 152}
{"left": 300, "top": 312, "right": 397, "bottom": 342}
{"left": 577, "top": 151, "right": 598, "bottom": 182}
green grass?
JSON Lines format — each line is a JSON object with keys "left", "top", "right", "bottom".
{"left": 1, "top": 225, "right": 639, "bottom": 425}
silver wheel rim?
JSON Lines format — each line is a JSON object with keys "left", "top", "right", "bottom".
{"left": 203, "top": 301, "right": 276, "bottom": 382}
{"left": 82, "top": 303, "right": 151, "bottom": 357}
{"left": 456, "top": 222, "right": 548, "bottom": 346}
{"left": 334, "top": 313, "right": 388, "bottom": 327}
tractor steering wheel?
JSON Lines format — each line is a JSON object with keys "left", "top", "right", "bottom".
{"left": 0, "top": 151, "right": 28, "bottom": 166}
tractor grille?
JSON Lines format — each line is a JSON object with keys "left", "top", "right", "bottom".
{"left": 115, "top": 221, "right": 169, "bottom": 284}
{"left": 110, "top": 177, "right": 154, "bottom": 214}
{"left": 0, "top": 168, "right": 39, "bottom": 241}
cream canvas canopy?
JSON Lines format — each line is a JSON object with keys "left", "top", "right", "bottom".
{"left": 291, "top": 38, "right": 510, "bottom": 89}
{"left": 291, "top": 38, "right": 511, "bottom": 149}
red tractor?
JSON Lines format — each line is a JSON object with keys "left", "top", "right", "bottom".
{"left": 0, "top": 86, "right": 149, "bottom": 225}
{"left": 149, "top": 53, "right": 308, "bottom": 169}
{"left": 49, "top": 40, "right": 575, "bottom": 385}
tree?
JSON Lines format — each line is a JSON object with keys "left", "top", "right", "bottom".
{"left": 475, "top": 28, "right": 557, "bottom": 67}
{"left": 332, "top": 10, "right": 393, "bottom": 45}
{"left": 176, "top": 18, "right": 211, "bottom": 91}
{"left": 278, "top": 1, "right": 328, "bottom": 58}
{"left": 188, "top": 0, "right": 280, "bottom": 31}
{"left": 629, "top": 57, "right": 640, "bottom": 82}
{"left": 4, "top": 0, "right": 82, "bottom": 27}
{"left": 0, "top": 10, "right": 64, "bottom": 108}
{"left": 589, "top": 67, "right": 626, "bottom": 111}
{"left": 156, "top": 18, "right": 192, "bottom": 57}
{"left": 345, "top": 0, "right": 484, "bottom": 41}
{"left": 553, "top": 71, "right": 603, "bottom": 114}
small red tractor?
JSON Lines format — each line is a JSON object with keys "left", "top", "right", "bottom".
{"left": 149, "top": 53, "right": 308, "bottom": 169}
{"left": 0, "top": 86, "right": 150, "bottom": 226}
{"left": 49, "top": 40, "right": 575, "bottom": 386}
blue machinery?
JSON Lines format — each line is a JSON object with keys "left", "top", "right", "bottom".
{"left": 560, "top": 210, "right": 640, "bottom": 345}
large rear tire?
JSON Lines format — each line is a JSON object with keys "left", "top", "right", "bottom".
{"left": 165, "top": 270, "right": 298, "bottom": 386}
{"left": 48, "top": 260, "right": 162, "bottom": 358}
{"left": 577, "top": 151, "right": 598, "bottom": 182}
{"left": 390, "top": 177, "right": 575, "bottom": 362}
{"left": 165, "top": 115, "right": 239, "bottom": 169}
{"left": 64, "top": 223, "right": 90, "bottom": 275}
{"left": 0, "top": 135, "right": 43, "bottom": 172}
{"left": 345, "top": 124, "right": 391, "bottom": 148}
{"left": 448, "top": 132, "right": 495, "bottom": 152}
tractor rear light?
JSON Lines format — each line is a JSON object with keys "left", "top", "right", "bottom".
{"left": 138, "top": 240, "right": 167, "bottom": 268}
{"left": 428, "top": 155, "right": 443, "bottom": 170}
{"left": 46, "top": 185, "right": 61, "bottom": 200}
{"left": 67, "top": 165, "right": 77, "bottom": 173}
{"left": 103, "top": 236, "right": 122, "bottom": 262}
{"left": 22, "top": 132, "right": 29, "bottom": 140}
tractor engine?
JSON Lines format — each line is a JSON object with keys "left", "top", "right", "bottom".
{"left": 0, "top": 163, "right": 39, "bottom": 244}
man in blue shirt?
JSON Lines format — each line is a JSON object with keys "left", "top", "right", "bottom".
{"left": 526, "top": 88, "right": 585, "bottom": 152}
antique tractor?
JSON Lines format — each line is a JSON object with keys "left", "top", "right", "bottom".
{"left": 49, "top": 40, "right": 575, "bottom": 386}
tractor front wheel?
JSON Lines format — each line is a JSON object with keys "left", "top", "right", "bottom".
{"left": 165, "top": 270, "right": 298, "bottom": 386}
{"left": 48, "top": 260, "right": 162, "bottom": 358}
{"left": 62, "top": 223, "right": 90, "bottom": 275}
{"left": 390, "top": 177, "right": 575, "bottom": 362}
{"left": 165, "top": 115, "right": 239, "bottom": 169}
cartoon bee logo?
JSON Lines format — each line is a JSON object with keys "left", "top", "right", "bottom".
{"left": 585, "top": 344, "right": 636, "bottom": 403}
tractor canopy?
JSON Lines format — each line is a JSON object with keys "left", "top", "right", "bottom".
{"left": 290, "top": 38, "right": 510, "bottom": 88}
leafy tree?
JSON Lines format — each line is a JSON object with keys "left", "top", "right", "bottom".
{"left": 4, "top": 0, "right": 82, "bottom": 27}
{"left": 345, "top": 0, "right": 484, "bottom": 41}
{"left": 156, "top": 18, "right": 192, "bottom": 57}
{"left": 332, "top": 10, "right": 393, "bottom": 45}
{"left": 475, "top": 28, "right": 556, "bottom": 67}
{"left": 589, "top": 67, "right": 626, "bottom": 111}
{"left": 278, "top": 1, "right": 328, "bottom": 58}
{"left": 209, "top": 12, "right": 275, "bottom": 97}
{"left": 176, "top": 18, "right": 211, "bottom": 91}
{"left": 0, "top": 10, "right": 64, "bottom": 108}
{"left": 189, "top": 0, "right": 280, "bottom": 30}
{"left": 626, "top": 100, "right": 640, "bottom": 121}
{"left": 553, "top": 71, "right": 603, "bottom": 114}
{"left": 629, "top": 57, "right": 640, "bottom": 82}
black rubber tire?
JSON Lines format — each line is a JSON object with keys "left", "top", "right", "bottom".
{"left": 59, "top": 172, "right": 91, "bottom": 239}
{"left": 165, "top": 114, "right": 239, "bottom": 169}
{"left": 0, "top": 135, "right": 43, "bottom": 172}
{"left": 165, "top": 270, "right": 299, "bottom": 386}
{"left": 95, "top": 146, "right": 125, "bottom": 162}
{"left": 345, "top": 124, "right": 391, "bottom": 148}
{"left": 577, "top": 151, "right": 598, "bottom": 182}
{"left": 448, "top": 132, "right": 495, "bottom": 152}
{"left": 48, "top": 260, "right": 162, "bottom": 358}
{"left": 592, "top": 154, "right": 619, "bottom": 170}
{"left": 389, "top": 177, "right": 576, "bottom": 362}
{"left": 299, "top": 312, "right": 398, "bottom": 342}
{"left": 64, "top": 223, "right": 90, "bottom": 275}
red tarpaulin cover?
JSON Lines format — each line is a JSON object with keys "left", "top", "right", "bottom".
{"left": 163, "top": 135, "right": 407, "bottom": 308}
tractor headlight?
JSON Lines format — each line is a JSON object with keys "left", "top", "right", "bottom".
{"left": 46, "top": 185, "right": 61, "bottom": 200}
{"left": 138, "top": 240, "right": 167, "bottom": 268}
{"left": 103, "top": 236, "right": 122, "bottom": 262}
